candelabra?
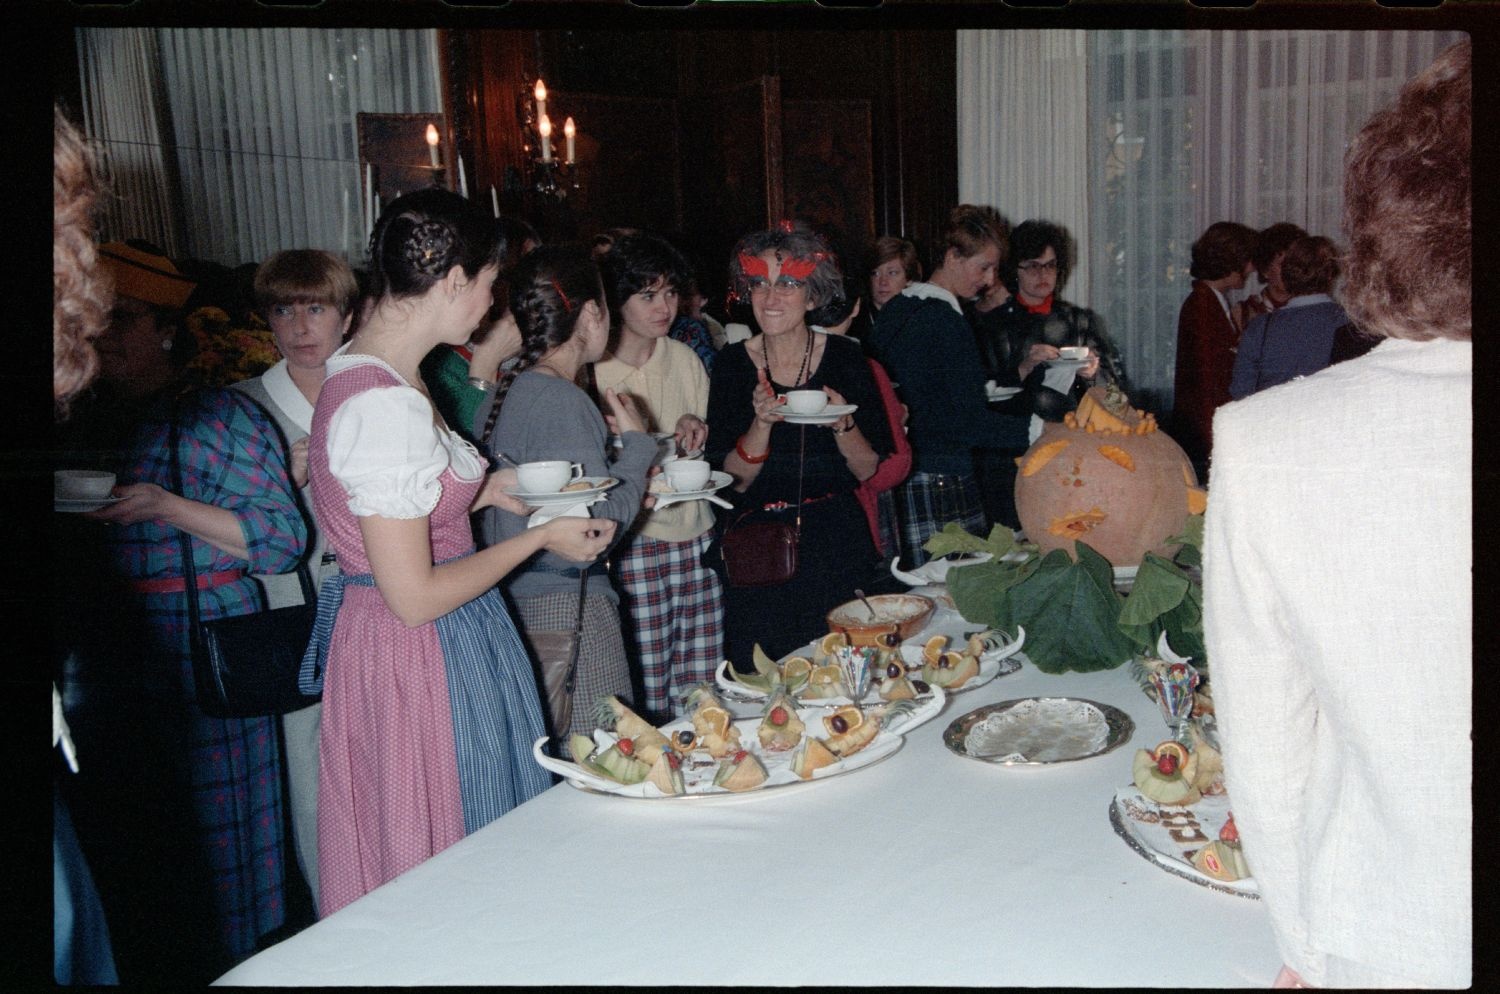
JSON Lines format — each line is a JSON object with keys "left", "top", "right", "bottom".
{"left": 519, "top": 79, "right": 579, "bottom": 203}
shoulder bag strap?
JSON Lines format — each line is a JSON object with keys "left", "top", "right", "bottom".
{"left": 168, "top": 396, "right": 205, "bottom": 652}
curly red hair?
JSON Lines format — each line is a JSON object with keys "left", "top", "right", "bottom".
{"left": 1341, "top": 40, "right": 1470, "bottom": 342}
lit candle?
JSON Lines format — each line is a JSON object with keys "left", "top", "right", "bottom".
{"left": 539, "top": 114, "right": 553, "bottom": 163}
{"left": 563, "top": 117, "right": 576, "bottom": 165}
{"left": 425, "top": 124, "right": 440, "bottom": 167}
{"left": 457, "top": 155, "right": 468, "bottom": 198}
{"left": 490, "top": 185, "right": 500, "bottom": 218}
{"left": 534, "top": 79, "right": 547, "bottom": 126}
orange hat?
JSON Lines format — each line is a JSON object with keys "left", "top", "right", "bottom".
{"left": 98, "top": 242, "right": 196, "bottom": 309}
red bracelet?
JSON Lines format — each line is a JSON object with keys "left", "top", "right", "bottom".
{"left": 735, "top": 436, "right": 770, "bottom": 464}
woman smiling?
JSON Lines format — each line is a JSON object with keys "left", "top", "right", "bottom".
{"left": 705, "top": 223, "right": 893, "bottom": 669}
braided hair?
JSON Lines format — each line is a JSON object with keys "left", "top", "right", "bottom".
{"left": 479, "top": 243, "right": 604, "bottom": 446}
{"left": 368, "top": 188, "right": 500, "bottom": 302}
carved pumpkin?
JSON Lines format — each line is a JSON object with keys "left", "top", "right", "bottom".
{"left": 1014, "top": 385, "right": 1205, "bottom": 567}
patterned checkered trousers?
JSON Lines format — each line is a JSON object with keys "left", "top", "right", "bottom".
{"left": 893, "top": 470, "right": 987, "bottom": 568}
{"left": 611, "top": 529, "right": 724, "bottom": 723}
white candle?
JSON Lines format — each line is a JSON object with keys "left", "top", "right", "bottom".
{"left": 426, "top": 123, "right": 440, "bottom": 167}
{"left": 534, "top": 79, "right": 547, "bottom": 127}
{"left": 491, "top": 185, "right": 500, "bottom": 218}
{"left": 364, "top": 162, "right": 374, "bottom": 239}
{"left": 539, "top": 115, "right": 553, "bottom": 163}
{"left": 563, "top": 117, "right": 576, "bottom": 165}
{"left": 457, "top": 155, "right": 468, "bottom": 198}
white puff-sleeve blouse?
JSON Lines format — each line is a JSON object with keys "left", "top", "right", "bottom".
{"left": 326, "top": 383, "right": 486, "bottom": 518}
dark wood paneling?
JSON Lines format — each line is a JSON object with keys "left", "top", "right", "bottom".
{"left": 783, "top": 98, "right": 875, "bottom": 279}
{"left": 444, "top": 28, "right": 956, "bottom": 302}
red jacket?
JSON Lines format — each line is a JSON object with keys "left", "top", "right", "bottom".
{"left": 855, "top": 357, "right": 912, "bottom": 556}
{"left": 1172, "top": 281, "right": 1239, "bottom": 467}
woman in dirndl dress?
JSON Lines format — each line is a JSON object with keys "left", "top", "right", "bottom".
{"left": 304, "top": 189, "right": 614, "bottom": 916}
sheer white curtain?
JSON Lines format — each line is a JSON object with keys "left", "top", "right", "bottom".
{"left": 77, "top": 27, "right": 442, "bottom": 267}
{"left": 958, "top": 30, "right": 1091, "bottom": 307}
{"left": 75, "top": 29, "right": 184, "bottom": 256}
{"left": 959, "top": 29, "right": 1465, "bottom": 410}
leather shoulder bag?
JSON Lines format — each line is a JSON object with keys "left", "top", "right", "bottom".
{"left": 171, "top": 395, "right": 322, "bottom": 719}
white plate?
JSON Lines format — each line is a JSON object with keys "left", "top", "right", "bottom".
{"left": 1044, "top": 357, "right": 1091, "bottom": 371}
{"left": 649, "top": 470, "right": 733, "bottom": 505}
{"left": 54, "top": 496, "right": 125, "bottom": 513}
{"left": 1109, "top": 786, "right": 1259, "bottom": 898}
{"left": 531, "top": 694, "right": 943, "bottom": 800}
{"left": 505, "top": 476, "right": 618, "bottom": 506}
{"left": 779, "top": 403, "right": 857, "bottom": 426}
{"left": 985, "top": 385, "right": 1023, "bottom": 402}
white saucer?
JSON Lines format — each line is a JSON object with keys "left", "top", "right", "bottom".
{"left": 505, "top": 477, "right": 618, "bottom": 507}
{"left": 985, "top": 385, "right": 1023, "bottom": 401}
{"left": 1045, "top": 357, "right": 1091, "bottom": 371}
{"left": 55, "top": 496, "right": 124, "bottom": 513}
{"left": 780, "top": 403, "right": 857, "bottom": 425}
{"left": 652, "top": 470, "right": 733, "bottom": 503}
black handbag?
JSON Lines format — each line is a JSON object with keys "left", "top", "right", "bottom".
{"left": 170, "top": 398, "right": 321, "bottom": 719}
{"left": 718, "top": 425, "right": 804, "bottom": 589}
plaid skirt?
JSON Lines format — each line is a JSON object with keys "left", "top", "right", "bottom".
{"left": 893, "top": 471, "right": 987, "bottom": 567}
{"left": 514, "top": 588, "right": 633, "bottom": 739}
{"left": 611, "top": 530, "right": 724, "bottom": 723}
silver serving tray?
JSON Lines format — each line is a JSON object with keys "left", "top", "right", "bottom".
{"left": 942, "top": 696, "right": 1134, "bottom": 765}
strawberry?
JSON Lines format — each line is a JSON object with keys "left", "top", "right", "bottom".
{"left": 617, "top": 737, "right": 634, "bottom": 757}
{"left": 733, "top": 749, "right": 748, "bottom": 763}
{"left": 769, "top": 706, "right": 789, "bottom": 726}
{"left": 1220, "top": 813, "right": 1239, "bottom": 843}
{"left": 1155, "top": 752, "right": 1179, "bottom": 775}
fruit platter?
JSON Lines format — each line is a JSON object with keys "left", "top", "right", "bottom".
{"left": 715, "top": 623, "right": 1024, "bottom": 708}
{"left": 531, "top": 685, "right": 945, "bottom": 800}
{"left": 1108, "top": 787, "right": 1258, "bottom": 898}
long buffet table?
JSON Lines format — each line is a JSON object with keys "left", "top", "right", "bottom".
{"left": 216, "top": 597, "right": 1280, "bottom": 987}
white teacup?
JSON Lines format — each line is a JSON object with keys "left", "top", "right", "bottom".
{"left": 55, "top": 469, "right": 116, "bottom": 500}
{"left": 664, "top": 459, "right": 711, "bottom": 492}
{"left": 516, "top": 460, "right": 584, "bottom": 493}
{"left": 783, "top": 389, "right": 829, "bottom": 415}
{"left": 1057, "top": 346, "right": 1090, "bottom": 361}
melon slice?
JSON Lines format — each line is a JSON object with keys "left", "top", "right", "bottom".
{"left": 790, "top": 736, "right": 840, "bottom": 779}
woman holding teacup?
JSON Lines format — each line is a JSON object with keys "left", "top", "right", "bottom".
{"left": 594, "top": 232, "right": 723, "bottom": 724}
{"left": 475, "top": 244, "right": 656, "bottom": 737}
{"left": 705, "top": 222, "right": 894, "bottom": 670}
{"left": 304, "top": 190, "right": 612, "bottom": 916}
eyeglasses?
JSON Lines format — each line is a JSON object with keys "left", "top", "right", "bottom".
{"left": 1017, "top": 259, "right": 1059, "bottom": 273}
{"left": 746, "top": 276, "right": 808, "bottom": 296}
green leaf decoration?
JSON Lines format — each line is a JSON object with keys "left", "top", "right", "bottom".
{"left": 1001, "top": 548, "right": 1136, "bottom": 673}
{"left": 1167, "top": 514, "right": 1204, "bottom": 555}
{"left": 947, "top": 555, "right": 1037, "bottom": 629}
{"left": 922, "top": 521, "right": 1019, "bottom": 561}
{"left": 1119, "top": 553, "right": 1191, "bottom": 631}
{"left": 1118, "top": 552, "right": 1207, "bottom": 665}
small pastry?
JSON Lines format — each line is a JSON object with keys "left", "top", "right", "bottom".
{"left": 646, "top": 750, "right": 687, "bottom": 795}
{"left": 757, "top": 689, "right": 805, "bottom": 752}
{"left": 823, "top": 705, "right": 879, "bottom": 757}
{"left": 712, "top": 749, "right": 769, "bottom": 792}
{"left": 789, "top": 736, "right": 840, "bottom": 779}
{"left": 1131, "top": 740, "right": 1202, "bottom": 806}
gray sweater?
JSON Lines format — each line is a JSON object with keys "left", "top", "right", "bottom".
{"left": 474, "top": 370, "right": 655, "bottom": 601}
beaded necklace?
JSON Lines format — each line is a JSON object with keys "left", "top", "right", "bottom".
{"left": 761, "top": 329, "right": 814, "bottom": 389}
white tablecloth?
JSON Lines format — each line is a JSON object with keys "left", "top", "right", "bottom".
{"left": 216, "top": 607, "right": 1280, "bottom": 987}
